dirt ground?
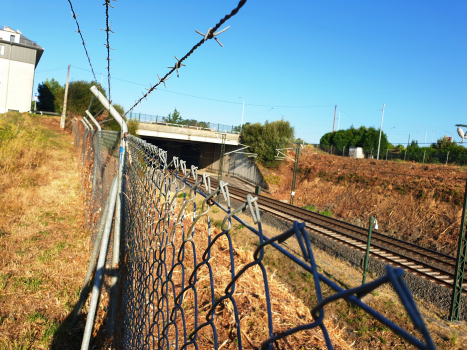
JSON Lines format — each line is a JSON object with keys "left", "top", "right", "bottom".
{"left": 260, "top": 147, "right": 467, "bottom": 255}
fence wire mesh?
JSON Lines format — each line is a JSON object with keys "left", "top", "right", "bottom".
{"left": 72, "top": 120, "right": 436, "bottom": 349}
{"left": 73, "top": 121, "right": 120, "bottom": 245}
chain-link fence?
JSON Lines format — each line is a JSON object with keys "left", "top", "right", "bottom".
{"left": 73, "top": 120, "right": 436, "bottom": 349}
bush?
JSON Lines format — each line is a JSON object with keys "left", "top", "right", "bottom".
{"left": 319, "top": 126, "right": 389, "bottom": 154}
{"left": 54, "top": 80, "right": 107, "bottom": 116}
{"left": 240, "top": 119, "right": 294, "bottom": 162}
{"left": 127, "top": 120, "right": 139, "bottom": 137}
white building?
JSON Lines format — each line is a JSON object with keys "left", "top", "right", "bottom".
{"left": 0, "top": 26, "right": 44, "bottom": 113}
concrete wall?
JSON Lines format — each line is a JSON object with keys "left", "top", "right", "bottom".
{"left": 0, "top": 29, "right": 20, "bottom": 43}
{"left": 141, "top": 136, "right": 265, "bottom": 186}
{"left": 0, "top": 58, "right": 35, "bottom": 113}
{"left": 138, "top": 123, "right": 240, "bottom": 145}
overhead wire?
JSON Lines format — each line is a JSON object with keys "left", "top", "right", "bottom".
{"left": 123, "top": 0, "right": 249, "bottom": 116}
{"left": 103, "top": 0, "right": 115, "bottom": 102}
{"left": 70, "top": 65, "right": 334, "bottom": 109}
{"left": 66, "top": 0, "right": 98, "bottom": 82}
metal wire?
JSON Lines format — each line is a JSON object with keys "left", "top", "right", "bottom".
{"left": 110, "top": 134, "right": 435, "bottom": 349}
{"left": 103, "top": 0, "right": 115, "bottom": 102}
{"left": 123, "top": 0, "right": 248, "bottom": 117}
{"left": 66, "top": 0, "right": 98, "bottom": 82}
{"left": 72, "top": 121, "right": 120, "bottom": 246}
{"left": 73, "top": 118, "right": 435, "bottom": 349}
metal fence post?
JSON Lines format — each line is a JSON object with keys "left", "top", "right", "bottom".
{"left": 290, "top": 147, "right": 300, "bottom": 205}
{"left": 362, "top": 216, "right": 376, "bottom": 284}
{"left": 218, "top": 134, "right": 226, "bottom": 183}
{"left": 89, "top": 85, "right": 128, "bottom": 339}
{"left": 404, "top": 149, "right": 407, "bottom": 161}
{"left": 446, "top": 151, "right": 450, "bottom": 165}
{"left": 80, "top": 176, "right": 118, "bottom": 350}
{"left": 342, "top": 146, "right": 345, "bottom": 156}
{"left": 386, "top": 149, "right": 388, "bottom": 161}
{"left": 330, "top": 145, "right": 333, "bottom": 155}
{"left": 423, "top": 150, "right": 426, "bottom": 164}
{"left": 449, "top": 178, "right": 467, "bottom": 320}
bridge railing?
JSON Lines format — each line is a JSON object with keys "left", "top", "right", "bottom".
{"left": 127, "top": 111, "right": 241, "bottom": 134}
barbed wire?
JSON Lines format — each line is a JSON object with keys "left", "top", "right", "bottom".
{"left": 123, "top": 0, "right": 248, "bottom": 117}
{"left": 102, "top": 0, "right": 115, "bottom": 103}
{"left": 66, "top": 0, "right": 98, "bottom": 82}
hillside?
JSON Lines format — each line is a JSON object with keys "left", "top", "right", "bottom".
{"left": 261, "top": 147, "right": 466, "bottom": 255}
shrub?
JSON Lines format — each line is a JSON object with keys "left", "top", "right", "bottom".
{"left": 240, "top": 119, "right": 294, "bottom": 162}
{"left": 303, "top": 205, "right": 316, "bottom": 212}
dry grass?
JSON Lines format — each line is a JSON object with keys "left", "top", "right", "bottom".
{"left": 0, "top": 113, "right": 92, "bottom": 349}
{"left": 261, "top": 150, "right": 467, "bottom": 255}
{"left": 156, "top": 199, "right": 351, "bottom": 349}
{"left": 203, "top": 204, "right": 467, "bottom": 350}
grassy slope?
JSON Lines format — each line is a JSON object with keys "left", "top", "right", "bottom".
{"left": 0, "top": 113, "right": 91, "bottom": 349}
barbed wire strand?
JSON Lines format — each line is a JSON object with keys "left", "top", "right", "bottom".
{"left": 123, "top": 0, "right": 248, "bottom": 117}
{"left": 103, "top": 0, "right": 115, "bottom": 103}
{"left": 66, "top": 0, "right": 98, "bottom": 82}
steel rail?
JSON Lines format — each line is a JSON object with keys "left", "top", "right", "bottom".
{"left": 202, "top": 178, "right": 457, "bottom": 264}
{"left": 187, "top": 177, "right": 467, "bottom": 291}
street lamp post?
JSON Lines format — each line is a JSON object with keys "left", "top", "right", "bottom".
{"left": 419, "top": 124, "right": 427, "bottom": 146}
{"left": 267, "top": 107, "right": 274, "bottom": 122}
{"left": 376, "top": 104, "right": 385, "bottom": 160}
{"left": 238, "top": 97, "right": 244, "bottom": 132}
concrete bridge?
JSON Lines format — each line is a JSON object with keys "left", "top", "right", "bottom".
{"left": 138, "top": 123, "right": 240, "bottom": 145}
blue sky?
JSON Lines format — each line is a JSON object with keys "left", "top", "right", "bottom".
{"left": 5, "top": 0, "right": 467, "bottom": 144}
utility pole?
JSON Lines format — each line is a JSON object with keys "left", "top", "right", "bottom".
{"left": 60, "top": 65, "right": 71, "bottom": 129}
{"left": 290, "top": 147, "right": 300, "bottom": 205}
{"left": 376, "top": 104, "right": 385, "bottom": 160}
{"left": 239, "top": 97, "right": 244, "bottom": 132}
{"left": 218, "top": 134, "right": 226, "bottom": 183}
{"left": 332, "top": 105, "right": 337, "bottom": 133}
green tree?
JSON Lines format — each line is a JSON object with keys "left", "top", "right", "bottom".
{"left": 37, "top": 78, "right": 63, "bottom": 112}
{"left": 433, "top": 135, "right": 456, "bottom": 150}
{"left": 164, "top": 109, "right": 183, "bottom": 124}
{"left": 103, "top": 104, "right": 130, "bottom": 132}
{"left": 240, "top": 119, "right": 294, "bottom": 162}
{"left": 54, "top": 80, "right": 106, "bottom": 116}
{"left": 320, "top": 126, "right": 388, "bottom": 155}
{"left": 112, "top": 104, "right": 124, "bottom": 115}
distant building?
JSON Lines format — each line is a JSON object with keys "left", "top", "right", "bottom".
{"left": 0, "top": 26, "right": 44, "bottom": 113}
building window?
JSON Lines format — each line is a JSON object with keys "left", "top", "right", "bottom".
{"left": 10, "top": 35, "right": 15, "bottom": 42}
{"left": 0, "top": 45, "right": 4, "bottom": 55}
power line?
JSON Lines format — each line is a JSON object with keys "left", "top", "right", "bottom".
{"left": 123, "top": 0, "right": 249, "bottom": 116}
{"left": 66, "top": 0, "right": 97, "bottom": 82}
{"left": 71, "top": 65, "right": 333, "bottom": 109}
{"left": 337, "top": 107, "right": 364, "bottom": 126}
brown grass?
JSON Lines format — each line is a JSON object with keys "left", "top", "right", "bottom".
{"left": 205, "top": 206, "right": 467, "bottom": 350}
{"left": 261, "top": 150, "right": 467, "bottom": 255}
{"left": 0, "top": 113, "right": 94, "bottom": 349}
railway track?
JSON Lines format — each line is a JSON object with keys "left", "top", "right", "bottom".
{"left": 186, "top": 176, "right": 466, "bottom": 293}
